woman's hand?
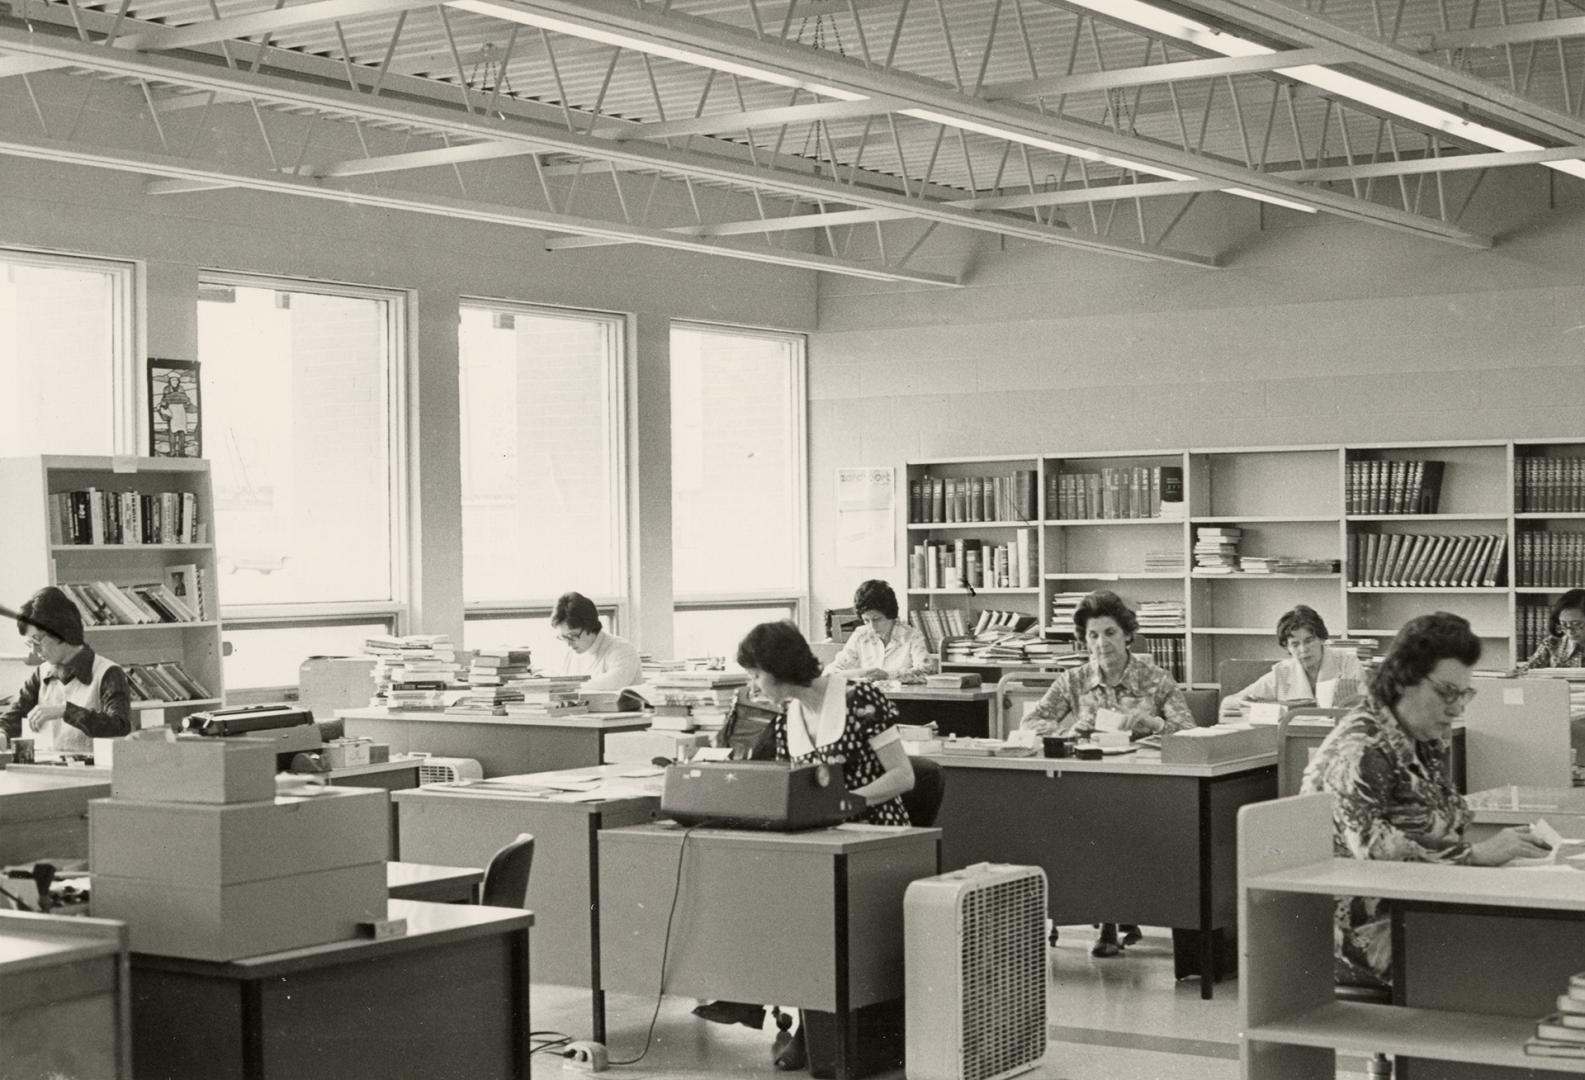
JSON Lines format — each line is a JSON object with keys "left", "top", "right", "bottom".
{"left": 1128, "top": 714, "right": 1165, "bottom": 738}
{"left": 1469, "top": 826, "right": 1553, "bottom": 866}
{"left": 26, "top": 703, "right": 66, "bottom": 731}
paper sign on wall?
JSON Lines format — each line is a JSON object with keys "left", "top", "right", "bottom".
{"left": 836, "top": 466, "right": 895, "bottom": 567}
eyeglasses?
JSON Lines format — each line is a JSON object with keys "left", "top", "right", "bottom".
{"left": 1559, "top": 620, "right": 1585, "bottom": 632}
{"left": 1423, "top": 676, "right": 1477, "bottom": 707}
{"left": 556, "top": 629, "right": 585, "bottom": 645}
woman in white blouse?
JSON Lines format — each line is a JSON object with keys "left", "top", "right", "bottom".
{"left": 1221, "top": 605, "right": 1366, "bottom": 716}
{"left": 825, "top": 579, "right": 933, "bottom": 682}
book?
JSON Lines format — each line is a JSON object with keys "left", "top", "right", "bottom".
{"left": 1537, "top": 1014, "right": 1585, "bottom": 1043}
{"left": 1527, "top": 1038, "right": 1585, "bottom": 1059}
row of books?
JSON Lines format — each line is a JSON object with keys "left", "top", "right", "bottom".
{"left": 125, "top": 660, "right": 212, "bottom": 704}
{"left": 908, "top": 532, "right": 1037, "bottom": 590}
{"left": 48, "top": 488, "right": 203, "bottom": 546}
{"left": 909, "top": 471, "right": 1037, "bottom": 524}
{"left": 1346, "top": 532, "right": 1506, "bottom": 588}
{"left": 1515, "top": 531, "right": 1585, "bottom": 588}
{"left": 1237, "top": 556, "right": 1339, "bottom": 575}
{"left": 60, "top": 578, "right": 205, "bottom": 626}
{"left": 1345, "top": 459, "right": 1445, "bottom": 515}
{"left": 908, "top": 607, "right": 972, "bottom": 652}
{"left": 1517, "top": 457, "right": 1585, "bottom": 513}
{"left": 1139, "top": 636, "right": 1185, "bottom": 682}
{"left": 1047, "top": 466, "right": 1184, "bottom": 521}
{"left": 1518, "top": 601, "right": 1556, "bottom": 662}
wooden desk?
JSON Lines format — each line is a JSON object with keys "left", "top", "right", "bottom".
{"left": 386, "top": 861, "right": 483, "bottom": 904}
{"left": 1241, "top": 792, "right": 1585, "bottom": 1079}
{"left": 1, "top": 911, "right": 130, "bottom": 1079}
{"left": 340, "top": 708, "right": 651, "bottom": 777}
{"left": 0, "top": 770, "right": 111, "bottom": 865}
{"left": 598, "top": 823, "right": 940, "bottom": 1080}
{"left": 129, "top": 899, "right": 533, "bottom": 1080}
{"left": 931, "top": 750, "right": 1277, "bottom": 999}
{"left": 393, "top": 765, "right": 660, "bottom": 1040}
{"left": 880, "top": 684, "right": 996, "bottom": 738}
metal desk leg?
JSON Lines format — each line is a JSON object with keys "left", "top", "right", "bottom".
{"left": 833, "top": 854, "right": 851, "bottom": 1080}
{"left": 592, "top": 989, "right": 606, "bottom": 1044}
{"left": 1199, "top": 780, "right": 1215, "bottom": 1001}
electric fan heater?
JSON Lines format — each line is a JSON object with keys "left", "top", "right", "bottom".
{"left": 414, "top": 756, "right": 483, "bottom": 784}
{"left": 905, "top": 863, "right": 1047, "bottom": 1080}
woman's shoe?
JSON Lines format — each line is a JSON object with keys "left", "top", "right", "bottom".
{"left": 1120, "top": 924, "right": 1143, "bottom": 946}
{"left": 772, "top": 1025, "right": 807, "bottom": 1071}
{"left": 691, "top": 1000, "right": 766, "bottom": 1029}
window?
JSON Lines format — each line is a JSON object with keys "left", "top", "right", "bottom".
{"left": 671, "top": 323, "right": 807, "bottom": 642}
{"left": 458, "top": 302, "right": 626, "bottom": 614}
{"left": 0, "top": 250, "right": 133, "bottom": 456}
{"left": 198, "top": 276, "right": 405, "bottom": 689}
{"left": 222, "top": 620, "right": 394, "bottom": 691}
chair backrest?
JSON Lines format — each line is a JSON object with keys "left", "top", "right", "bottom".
{"left": 1182, "top": 689, "right": 1219, "bottom": 728}
{"left": 1217, "top": 658, "right": 1275, "bottom": 702}
{"left": 480, "top": 832, "right": 535, "bottom": 908}
{"left": 901, "top": 756, "right": 946, "bottom": 827}
{"left": 994, "top": 671, "right": 1059, "bottom": 739}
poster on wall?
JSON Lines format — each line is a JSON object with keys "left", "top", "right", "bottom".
{"left": 148, "top": 358, "right": 202, "bottom": 458}
{"left": 836, "top": 466, "right": 895, "bottom": 567}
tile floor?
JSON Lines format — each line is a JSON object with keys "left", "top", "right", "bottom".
{"left": 524, "top": 924, "right": 1354, "bottom": 1080}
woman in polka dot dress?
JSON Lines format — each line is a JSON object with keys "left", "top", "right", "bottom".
{"left": 738, "top": 620, "right": 914, "bottom": 826}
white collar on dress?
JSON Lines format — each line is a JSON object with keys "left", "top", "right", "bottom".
{"left": 786, "top": 675, "right": 848, "bottom": 758}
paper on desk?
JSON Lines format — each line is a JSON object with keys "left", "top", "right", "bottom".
{"left": 1509, "top": 818, "right": 1585, "bottom": 867}
{"left": 1093, "top": 708, "right": 1129, "bottom": 733}
{"left": 546, "top": 790, "right": 611, "bottom": 802}
{"left": 692, "top": 747, "right": 733, "bottom": 762}
{"left": 835, "top": 823, "right": 912, "bottom": 832}
{"left": 617, "top": 766, "right": 667, "bottom": 778}
{"left": 539, "top": 777, "right": 604, "bottom": 791}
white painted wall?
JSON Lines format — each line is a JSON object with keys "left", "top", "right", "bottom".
{"left": 0, "top": 156, "right": 817, "bottom": 656}
{"left": 807, "top": 172, "right": 1585, "bottom": 619}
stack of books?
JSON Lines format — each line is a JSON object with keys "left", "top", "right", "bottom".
{"left": 468, "top": 647, "right": 531, "bottom": 686}
{"left": 366, "top": 635, "right": 461, "bottom": 709}
{"left": 1194, "top": 527, "right": 1243, "bottom": 573}
{"left": 1144, "top": 550, "right": 1186, "bottom": 573}
{"left": 648, "top": 669, "right": 747, "bottom": 734}
{"left": 1049, "top": 592, "right": 1086, "bottom": 633}
{"left": 1526, "top": 972, "right": 1585, "bottom": 1060}
{"left": 1136, "top": 600, "right": 1186, "bottom": 631}
{"left": 1239, "top": 556, "right": 1339, "bottom": 575}
{"left": 1329, "top": 637, "right": 1381, "bottom": 663}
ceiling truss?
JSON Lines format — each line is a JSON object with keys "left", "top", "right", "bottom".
{"left": 0, "top": 0, "right": 1581, "bottom": 281}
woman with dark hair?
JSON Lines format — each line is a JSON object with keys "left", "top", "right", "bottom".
{"left": 695, "top": 621, "right": 915, "bottom": 1068}
{"left": 549, "top": 590, "right": 640, "bottom": 690}
{"left": 1219, "top": 605, "right": 1366, "bottom": 716}
{"left": 1021, "top": 590, "right": 1192, "bottom": 957}
{"left": 1, "top": 586, "right": 132, "bottom": 753}
{"left": 825, "top": 579, "right": 932, "bottom": 682}
{"left": 1519, "top": 589, "right": 1585, "bottom": 671}
{"left": 1301, "top": 612, "right": 1550, "bottom": 988}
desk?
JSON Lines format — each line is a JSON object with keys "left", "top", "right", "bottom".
{"left": 1, "top": 911, "right": 130, "bottom": 1080}
{"left": 1241, "top": 792, "right": 1585, "bottom": 1079}
{"left": 129, "top": 899, "right": 533, "bottom": 1080}
{"left": 932, "top": 750, "right": 1277, "bottom": 999}
{"left": 393, "top": 765, "right": 660, "bottom": 1040}
{"left": 340, "top": 708, "right": 651, "bottom": 777}
{"left": 881, "top": 685, "right": 996, "bottom": 738}
{"left": 598, "top": 823, "right": 940, "bottom": 1080}
{"left": 386, "top": 860, "right": 483, "bottom": 903}
{"left": 0, "top": 770, "right": 111, "bottom": 865}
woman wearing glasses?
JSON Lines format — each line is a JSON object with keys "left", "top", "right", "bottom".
{"left": 1219, "top": 605, "right": 1367, "bottom": 718}
{"left": 1301, "top": 612, "right": 1550, "bottom": 988}
{"left": 1, "top": 586, "right": 132, "bottom": 753}
{"left": 1519, "top": 589, "right": 1585, "bottom": 671}
{"left": 550, "top": 591, "right": 640, "bottom": 691}
{"left": 825, "top": 579, "right": 933, "bottom": 682}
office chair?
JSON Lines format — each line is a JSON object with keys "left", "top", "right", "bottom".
{"left": 901, "top": 756, "right": 946, "bottom": 828}
{"left": 480, "top": 833, "right": 535, "bottom": 908}
{"left": 1335, "top": 982, "right": 1393, "bottom": 1078}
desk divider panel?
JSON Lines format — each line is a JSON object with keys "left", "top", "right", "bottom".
{"left": 1462, "top": 677, "right": 1572, "bottom": 792}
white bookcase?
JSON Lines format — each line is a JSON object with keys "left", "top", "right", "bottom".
{"left": 0, "top": 455, "right": 223, "bottom": 728}
{"left": 906, "top": 438, "right": 1585, "bottom": 686}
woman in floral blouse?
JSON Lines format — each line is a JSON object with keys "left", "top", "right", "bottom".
{"left": 1301, "top": 612, "right": 1551, "bottom": 987}
{"left": 1520, "top": 589, "right": 1585, "bottom": 671}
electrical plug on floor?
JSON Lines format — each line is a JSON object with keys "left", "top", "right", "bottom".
{"left": 561, "top": 1040, "right": 609, "bottom": 1073}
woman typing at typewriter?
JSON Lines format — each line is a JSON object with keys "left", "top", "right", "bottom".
{"left": 693, "top": 619, "right": 915, "bottom": 1069}
{"left": 1, "top": 586, "right": 132, "bottom": 753}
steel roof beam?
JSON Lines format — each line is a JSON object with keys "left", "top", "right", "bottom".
{"left": 980, "top": 47, "right": 1355, "bottom": 98}
{"left": 115, "top": 0, "right": 437, "bottom": 52}
{"left": 1402, "top": 15, "right": 1585, "bottom": 52}
{"left": 591, "top": 97, "right": 902, "bottom": 141}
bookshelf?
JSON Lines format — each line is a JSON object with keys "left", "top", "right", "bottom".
{"left": 0, "top": 455, "right": 224, "bottom": 729}
{"left": 905, "top": 438, "right": 1585, "bottom": 685}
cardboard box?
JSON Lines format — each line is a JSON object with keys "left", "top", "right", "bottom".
{"left": 91, "top": 861, "right": 385, "bottom": 960}
{"left": 90, "top": 786, "right": 388, "bottom": 886}
{"left": 1159, "top": 724, "right": 1279, "bottom": 765}
{"left": 321, "top": 738, "right": 373, "bottom": 769}
{"left": 111, "top": 734, "right": 277, "bottom": 804}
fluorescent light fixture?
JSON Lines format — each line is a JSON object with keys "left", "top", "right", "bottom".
{"left": 446, "top": 0, "right": 868, "bottom": 101}
{"left": 1061, "top": 0, "right": 1585, "bottom": 181}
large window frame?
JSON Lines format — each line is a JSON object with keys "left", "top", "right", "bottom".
{"left": 458, "top": 298, "right": 630, "bottom": 635}
{"left": 670, "top": 320, "right": 810, "bottom": 640}
{"left": 199, "top": 271, "right": 411, "bottom": 647}
{"left": 0, "top": 245, "right": 140, "bottom": 454}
